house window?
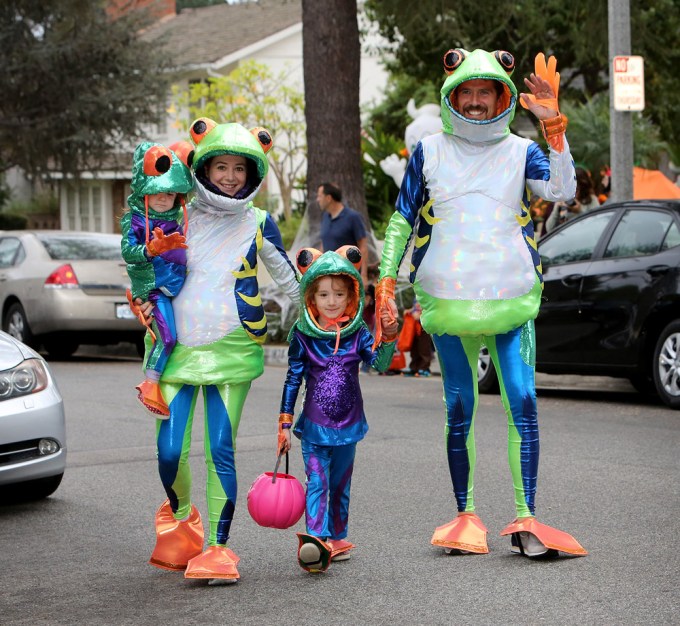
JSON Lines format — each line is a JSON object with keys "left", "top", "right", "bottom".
{"left": 63, "top": 182, "right": 107, "bottom": 232}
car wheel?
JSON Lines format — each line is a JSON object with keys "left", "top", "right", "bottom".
{"left": 3, "top": 302, "right": 36, "bottom": 348}
{"left": 135, "top": 335, "right": 146, "bottom": 359}
{"left": 478, "top": 346, "right": 499, "bottom": 394}
{"left": 652, "top": 320, "right": 680, "bottom": 409}
{"left": 0, "top": 473, "right": 63, "bottom": 503}
{"left": 42, "top": 337, "right": 79, "bottom": 360}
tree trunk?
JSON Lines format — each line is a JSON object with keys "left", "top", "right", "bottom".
{"left": 302, "top": 0, "right": 369, "bottom": 247}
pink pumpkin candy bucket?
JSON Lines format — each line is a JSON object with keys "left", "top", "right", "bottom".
{"left": 247, "top": 453, "right": 305, "bottom": 529}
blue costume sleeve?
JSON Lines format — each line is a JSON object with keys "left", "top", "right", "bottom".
{"left": 525, "top": 136, "right": 576, "bottom": 202}
{"left": 357, "top": 327, "right": 396, "bottom": 372}
{"left": 394, "top": 142, "right": 429, "bottom": 227}
{"left": 280, "top": 330, "right": 308, "bottom": 415}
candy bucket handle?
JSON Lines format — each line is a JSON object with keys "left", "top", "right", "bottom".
{"left": 272, "top": 452, "right": 289, "bottom": 483}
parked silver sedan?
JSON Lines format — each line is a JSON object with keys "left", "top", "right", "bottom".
{"left": 0, "top": 230, "right": 144, "bottom": 358}
{"left": 0, "top": 330, "right": 65, "bottom": 501}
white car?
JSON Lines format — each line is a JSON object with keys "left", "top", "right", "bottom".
{"left": 0, "top": 330, "right": 66, "bottom": 501}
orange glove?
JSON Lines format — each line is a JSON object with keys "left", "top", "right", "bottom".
{"left": 372, "top": 277, "right": 397, "bottom": 349}
{"left": 146, "top": 227, "right": 187, "bottom": 257}
{"left": 520, "top": 53, "right": 567, "bottom": 153}
{"left": 126, "top": 289, "right": 156, "bottom": 342}
{"left": 277, "top": 413, "right": 293, "bottom": 454}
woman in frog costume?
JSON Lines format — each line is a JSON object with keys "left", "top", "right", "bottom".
{"left": 141, "top": 118, "right": 300, "bottom": 583}
{"left": 376, "top": 49, "right": 587, "bottom": 557}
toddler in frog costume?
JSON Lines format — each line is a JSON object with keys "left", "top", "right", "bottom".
{"left": 376, "top": 49, "right": 587, "bottom": 557}
{"left": 144, "top": 119, "right": 299, "bottom": 583}
{"left": 122, "top": 141, "right": 193, "bottom": 417}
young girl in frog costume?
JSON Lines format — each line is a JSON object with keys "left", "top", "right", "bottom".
{"left": 277, "top": 246, "right": 398, "bottom": 572}
{"left": 142, "top": 118, "right": 300, "bottom": 583}
{"left": 376, "top": 49, "right": 587, "bottom": 557}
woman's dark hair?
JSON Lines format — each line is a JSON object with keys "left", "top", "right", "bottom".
{"left": 575, "top": 167, "right": 595, "bottom": 203}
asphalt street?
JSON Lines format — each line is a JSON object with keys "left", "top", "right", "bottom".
{"left": 0, "top": 349, "right": 678, "bottom": 625}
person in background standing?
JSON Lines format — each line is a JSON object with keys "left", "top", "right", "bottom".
{"left": 317, "top": 182, "right": 369, "bottom": 285}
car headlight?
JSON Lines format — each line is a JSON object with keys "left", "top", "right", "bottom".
{"left": 0, "top": 359, "right": 49, "bottom": 400}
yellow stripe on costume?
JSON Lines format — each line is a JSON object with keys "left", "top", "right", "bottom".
{"left": 515, "top": 211, "right": 531, "bottom": 228}
{"left": 237, "top": 291, "right": 263, "bottom": 307}
{"left": 256, "top": 227, "right": 263, "bottom": 252}
{"left": 232, "top": 257, "right": 258, "bottom": 279}
{"left": 415, "top": 234, "right": 430, "bottom": 248}
{"left": 420, "top": 199, "right": 440, "bottom": 225}
{"left": 245, "top": 329, "right": 267, "bottom": 345}
{"left": 244, "top": 314, "right": 267, "bottom": 330}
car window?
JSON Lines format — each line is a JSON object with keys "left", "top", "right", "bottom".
{"left": 661, "top": 220, "right": 680, "bottom": 251}
{"left": 604, "top": 210, "right": 673, "bottom": 258}
{"left": 539, "top": 211, "right": 613, "bottom": 265}
{"left": 37, "top": 234, "right": 123, "bottom": 261}
{"left": 0, "top": 238, "right": 23, "bottom": 268}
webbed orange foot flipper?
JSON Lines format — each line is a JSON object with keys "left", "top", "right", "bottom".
{"left": 431, "top": 512, "right": 489, "bottom": 554}
{"left": 328, "top": 538, "right": 354, "bottom": 562}
{"left": 149, "top": 500, "right": 204, "bottom": 571}
{"left": 136, "top": 380, "right": 170, "bottom": 417}
{"left": 501, "top": 517, "right": 588, "bottom": 558}
{"left": 296, "top": 533, "right": 332, "bottom": 573}
{"left": 184, "top": 546, "right": 240, "bottom": 584}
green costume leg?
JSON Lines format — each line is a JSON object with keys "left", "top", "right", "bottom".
{"left": 203, "top": 382, "right": 251, "bottom": 546}
{"left": 485, "top": 321, "right": 539, "bottom": 518}
{"left": 156, "top": 382, "right": 200, "bottom": 519}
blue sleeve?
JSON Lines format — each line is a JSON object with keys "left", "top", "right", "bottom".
{"left": 394, "top": 142, "right": 428, "bottom": 228}
{"left": 352, "top": 211, "right": 367, "bottom": 241}
{"left": 357, "top": 326, "right": 396, "bottom": 373}
{"left": 525, "top": 142, "right": 551, "bottom": 182}
{"left": 280, "top": 331, "right": 307, "bottom": 415}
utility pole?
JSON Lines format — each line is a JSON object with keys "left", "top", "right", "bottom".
{"left": 608, "top": 0, "right": 634, "bottom": 201}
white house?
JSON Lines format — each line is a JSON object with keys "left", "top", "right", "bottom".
{"left": 55, "top": 0, "right": 388, "bottom": 234}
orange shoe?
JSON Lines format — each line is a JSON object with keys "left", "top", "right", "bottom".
{"left": 135, "top": 380, "right": 170, "bottom": 418}
{"left": 184, "top": 546, "right": 240, "bottom": 583}
{"left": 149, "top": 500, "right": 204, "bottom": 571}
{"left": 431, "top": 512, "right": 489, "bottom": 554}
{"left": 328, "top": 539, "right": 354, "bottom": 562}
{"left": 296, "top": 533, "right": 332, "bottom": 573}
{"left": 500, "top": 517, "right": 588, "bottom": 557}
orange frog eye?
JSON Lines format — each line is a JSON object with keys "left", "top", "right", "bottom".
{"left": 296, "top": 248, "right": 322, "bottom": 274}
{"left": 494, "top": 50, "right": 515, "bottom": 73}
{"left": 335, "top": 245, "right": 362, "bottom": 271}
{"left": 190, "top": 117, "right": 217, "bottom": 145}
{"left": 443, "top": 49, "right": 466, "bottom": 75}
{"left": 168, "top": 140, "right": 194, "bottom": 168}
{"left": 251, "top": 127, "right": 273, "bottom": 153}
{"left": 143, "top": 146, "right": 173, "bottom": 176}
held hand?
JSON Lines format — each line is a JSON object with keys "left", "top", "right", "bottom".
{"left": 372, "top": 277, "right": 397, "bottom": 349}
{"left": 277, "top": 428, "right": 291, "bottom": 454}
{"left": 380, "top": 300, "right": 399, "bottom": 340}
{"left": 146, "top": 227, "right": 187, "bottom": 257}
{"left": 127, "top": 290, "right": 156, "bottom": 342}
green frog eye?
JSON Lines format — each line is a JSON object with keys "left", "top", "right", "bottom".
{"left": 494, "top": 50, "right": 515, "bottom": 73}
{"left": 143, "top": 145, "right": 172, "bottom": 176}
{"left": 168, "top": 141, "right": 194, "bottom": 168}
{"left": 190, "top": 117, "right": 217, "bottom": 145}
{"left": 297, "top": 248, "right": 322, "bottom": 274}
{"left": 443, "top": 48, "right": 466, "bottom": 75}
{"left": 251, "top": 127, "right": 273, "bottom": 153}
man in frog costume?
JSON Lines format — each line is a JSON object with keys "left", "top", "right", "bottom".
{"left": 376, "top": 49, "right": 587, "bottom": 557}
{"left": 142, "top": 119, "right": 300, "bottom": 583}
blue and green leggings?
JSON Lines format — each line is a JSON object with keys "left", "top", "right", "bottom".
{"left": 432, "top": 321, "right": 539, "bottom": 518}
{"left": 156, "top": 381, "right": 251, "bottom": 546}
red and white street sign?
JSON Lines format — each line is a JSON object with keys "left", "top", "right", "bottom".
{"left": 612, "top": 55, "right": 645, "bottom": 112}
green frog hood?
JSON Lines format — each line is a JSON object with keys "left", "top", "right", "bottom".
{"left": 440, "top": 48, "right": 518, "bottom": 143}
{"left": 189, "top": 118, "right": 274, "bottom": 214}
{"left": 291, "top": 247, "right": 366, "bottom": 341}
{"left": 127, "top": 141, "right": 194, "bottom": 217}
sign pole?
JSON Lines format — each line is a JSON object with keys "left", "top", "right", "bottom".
{"left": 608, "top": 0, "right": 634, "bottom": 201}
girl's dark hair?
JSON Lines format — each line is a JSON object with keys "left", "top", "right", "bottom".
{"left": 575, "top": 167, "right": 595, "bottom": 203}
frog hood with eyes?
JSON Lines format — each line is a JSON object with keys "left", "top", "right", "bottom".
{"left": 127, "top": 141, "right": 194, "bottom": 218}
{"left": 440, "top": 48, "right": 518, "bottom": 143}
{"left": 188, "top": 118, "right": 273, "bottom": 216}
{"left": 291, "top": 246, "right": 365, "bottom": 343}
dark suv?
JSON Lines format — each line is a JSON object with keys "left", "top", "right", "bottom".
{"left": 478, "top": 199, "right": 680, "bottom": 408}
